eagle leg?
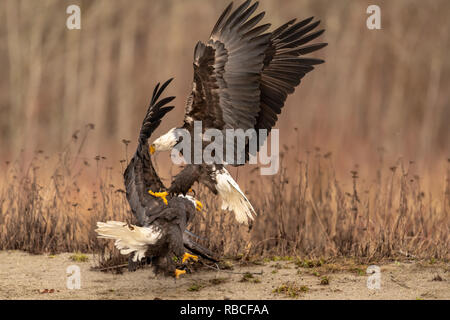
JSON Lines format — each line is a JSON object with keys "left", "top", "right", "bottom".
{"left": 148, "top": 190, "right": 169, "bottom": 205}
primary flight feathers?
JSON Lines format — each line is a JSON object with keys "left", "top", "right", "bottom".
{"left": 151, "top": 0, "right": 327, "bottom": 225}
{"left": 96, "top": 0, "right": 326, "bottom": 277}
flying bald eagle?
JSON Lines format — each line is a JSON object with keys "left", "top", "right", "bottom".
{"left": 150, "top": 0, "right": 327, "bottom": 225}
{"left": 96, "top": 79, "right": 215, "bottom": 277}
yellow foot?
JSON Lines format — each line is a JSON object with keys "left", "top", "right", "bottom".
{"left": 148, "top": 190, "right": 168, "bottom": 205}
{"left": 195, "top": 200, "right": 203, "bottom": 212}
{"left": 182, "top": 252, "right": 198, "bottom": 263}
{"left": 175, "top": 269, "right": 186, "bottom": 278}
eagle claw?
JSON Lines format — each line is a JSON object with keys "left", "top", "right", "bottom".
{"left": 175, "top": 268, "right": 186, "bottom": 278}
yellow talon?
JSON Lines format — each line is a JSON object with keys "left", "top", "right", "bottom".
{"left": 175, "top": 269, "right": 186, "bottom": 278}
{"left": 182, "top": 252, "right": 198, "bottom": 263}
{"left": 148, "top": 190, "right": 168, "bottom": 205}
{"left": 195, "top": 200, "right": 203, "bottom": 212}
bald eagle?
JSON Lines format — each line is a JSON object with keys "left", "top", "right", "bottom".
{"left": 150, "top": 0, "right": 327, "bottom": 225}
{"left": 96, "top": 79, "right": 215, "bottom": 277}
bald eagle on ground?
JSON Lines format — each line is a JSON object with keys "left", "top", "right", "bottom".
{"left": 149, "top": 0, "right": 327, "bottom": 225}
{"left": 96, "top": 79, "right": 216, "bottom": 277}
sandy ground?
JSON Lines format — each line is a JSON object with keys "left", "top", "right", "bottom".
{"left": 0, "top": 250, "right": 448, "bottom": 300}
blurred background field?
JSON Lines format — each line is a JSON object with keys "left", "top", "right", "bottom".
{"left": 0, "top": 0, "right": 448, "bottom": 262}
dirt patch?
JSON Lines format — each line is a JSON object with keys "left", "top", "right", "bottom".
{"left": 0, "top": 251, "right": 448, "bottom": 300}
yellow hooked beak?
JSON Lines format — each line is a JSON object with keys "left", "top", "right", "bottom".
{"left": 149, "top": 144, "right": 156, "bottom": 155}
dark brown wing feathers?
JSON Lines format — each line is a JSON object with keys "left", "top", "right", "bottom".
{"left": 124, "top": 79, "right": 175, "bottom": 225}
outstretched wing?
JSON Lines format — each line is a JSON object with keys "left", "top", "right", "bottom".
{"left": 124, "top": 79, "right": 175, "bottom": 225}
{"left": 184, "top": 0, "right": 271, "bottom": 131}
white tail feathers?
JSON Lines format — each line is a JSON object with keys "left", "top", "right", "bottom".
{"left": 95, "top": 221, "right": 162, "bottom": 262}
{"left": 215, "top": 168, "right": 256, "bottom": 225}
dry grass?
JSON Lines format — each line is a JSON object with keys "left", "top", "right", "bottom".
{"left": 273, "top": 282, "right": 309, "bottom": 298}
